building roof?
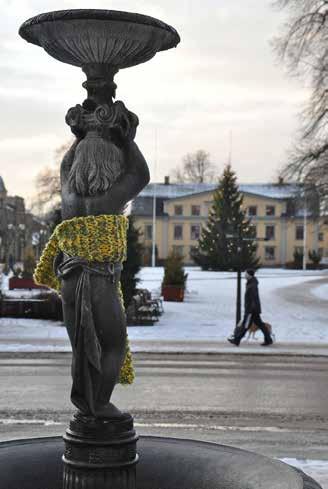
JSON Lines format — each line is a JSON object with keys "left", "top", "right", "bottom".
{"left": 138, "top": 182, "right": 299, "bottom": 200}
{"left": 131, "top": 182, "right": 301, "bottom": 217}
{"left": 131, "top": 196, "right": 167, "bottom": 217}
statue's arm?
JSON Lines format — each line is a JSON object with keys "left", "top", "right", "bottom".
{"left": 108, "top": 141, "right": 150, "bottom": 208}
{"left": 60, "top": 138, "right": 81, "bottom": 185}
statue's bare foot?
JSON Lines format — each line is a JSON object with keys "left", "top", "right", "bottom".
{"left": 95, "top": 402, "right": 124, "bottom": 419}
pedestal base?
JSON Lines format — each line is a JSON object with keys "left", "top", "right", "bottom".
{"left": 0, "top": 436, "right": 322, "bottom": 489}
{"left": 63, "top": 412, "right": 138, "bottom": 489}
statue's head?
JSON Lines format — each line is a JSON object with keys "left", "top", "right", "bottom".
{"left": 65, "top": 100, "right": 139, "bottom": 196}
{"left": 68, "top": 133, "right": 124, "bottom": 196}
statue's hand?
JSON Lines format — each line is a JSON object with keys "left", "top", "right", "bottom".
{"left": 53, "top": 251, "right": 64, "bottom": 277}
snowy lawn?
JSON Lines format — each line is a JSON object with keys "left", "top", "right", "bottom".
{"left": 0, "top": 267, "right": 327, "bottom": 349}
{"left": 128, "top": 267, "right": 328, "bottom": 343}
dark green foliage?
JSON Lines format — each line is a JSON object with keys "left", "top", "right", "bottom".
{"left": 309, "top": 249, "right": 322, "bottom": 267}
{"left": 192, "top": 165, "right": 260, "bottom": 271}
{"left": 121, "top": 217, "right": 144, "bottom": 309}
{"left": 162, "top": 251, "right": 188, "bottom": 288}
{"left": 293, "top": 249, "right": 303, "bottom": 269}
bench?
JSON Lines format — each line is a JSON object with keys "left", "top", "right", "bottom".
{"left": 126, "top": 288, "right": 164, "bottom": 326}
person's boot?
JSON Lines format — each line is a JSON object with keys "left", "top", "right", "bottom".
{"left": 228, "top": 337, "right": 240, "bottom": 346}
{"left": 261, "top": 338, "right": 273, "bottom": 346}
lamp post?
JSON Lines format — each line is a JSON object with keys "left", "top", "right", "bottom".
{"left": 151, "top": 181, "right": 157, "bottom": 267}
{"left": 236, "top": 251, "right": 242, "bottom": 324}
{"left": 226, "top": 233, "right": 243, "bottom": 325}
{"left": 6, "top": 223, "right": 15, "bottom": 270}
{"left": 151, "top": 129, "right": 157, "bottom": 268}
{"left": 303, "top": 203, "right": 307, "bottom": 271}
{"left": 227, "top": 234, "right": 267, "bottom": 326}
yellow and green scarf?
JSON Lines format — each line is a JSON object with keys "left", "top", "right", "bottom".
{"left": 33, "top": 214, "right": 134, "bottom": 385}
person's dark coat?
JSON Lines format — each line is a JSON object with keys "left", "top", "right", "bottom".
{"left": 244, "top": 276, "right": 261, "bottom": 314}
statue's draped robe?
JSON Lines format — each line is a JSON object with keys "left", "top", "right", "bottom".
{"left": 34, "top": 214, "right": 134, "bottom": 413}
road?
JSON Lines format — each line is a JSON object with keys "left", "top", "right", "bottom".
{"left": 0, "top": 352, "right": 327, "bottom": 460}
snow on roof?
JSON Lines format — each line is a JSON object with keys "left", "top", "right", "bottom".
{"left": 139, "top": 183, "right": 299, "bottom": 200}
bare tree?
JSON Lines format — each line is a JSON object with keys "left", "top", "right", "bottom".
{"left": 172, "top": 150, "right": 216, "bottom": 183}
{"left": 273, "top": 0, "right": 328, "bottom": 210}
{"left": 32, "top": 141, "right": 71, "bottom": 215}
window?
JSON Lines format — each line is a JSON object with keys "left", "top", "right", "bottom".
{"left": 248, "top": 206, "right": 257, "bottom": 217}
{"left": 173, "top": 245, "right": 184, "bottom": 257}
{"left": 266, "top": 205, "right": 275, "bottom": 216}
{"left": 318, "top": 248, "right": 324, "bottom": 257}
{"left": 265, "top": 225, "right": 275, "bottom": 241}
{"left": 191, "top": 205, "right": 201, "bottom": 216}
{"left": 295, "top": 225, "right": 304, "bottom": 241}
{"left": 174, "top": 224, "right": 183, "bottom": 240}
{"left": 145, "top": 224, "right": 152, "bottom": 240}
{"left": 318, "top": 232, "right": 324, "bottom": 242}
{"left": 294, "top": 246, "right": 303, "bottom": 254}
{"left": 265, "top": 246, "right": 275, "bottom": 261}
{"left": 174, "top": 205, "right": 183, "bottom": 216}
{"left": 190, "top": 224, "right": 200, "bottom": 240}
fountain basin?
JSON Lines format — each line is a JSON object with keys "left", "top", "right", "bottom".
{"left": 0, "top": 435, "right": 321, "bottom": 489}
{"left": 19, "top": 9, "right": 180, "bottom": 69}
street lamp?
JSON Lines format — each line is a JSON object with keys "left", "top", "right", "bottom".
{"left": 226, "top": 233, "right": 243, "bottom": 324}
{"left": 227, "top": 233, "right": 267, "bottom": 325}
{"left": 303, "top": 202, "right": 307, "bottom": 271}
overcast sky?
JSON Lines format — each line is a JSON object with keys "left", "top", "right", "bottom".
{"left": 0, "top": 0, "right": 307, "bottom": 205}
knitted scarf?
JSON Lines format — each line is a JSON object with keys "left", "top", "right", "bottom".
{"left": 33, "top": 214, "right": 134, "bottom": 385}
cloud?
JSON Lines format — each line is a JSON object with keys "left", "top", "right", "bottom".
{"left": 0, "top": 0, "right": 306, "bottom": 200}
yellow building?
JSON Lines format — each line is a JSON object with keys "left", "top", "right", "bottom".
{"left": 131, "top": 179, "right": 328, "bottom": 267}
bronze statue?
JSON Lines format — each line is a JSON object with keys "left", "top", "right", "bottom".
{"left": 20, "top": 10, "right": 180, "bottom": 487}
{"left": 57, "top": 95, "right": 150, "bottom": 418}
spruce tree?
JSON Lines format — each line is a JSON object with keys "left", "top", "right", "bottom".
{"left": 121, "top": 216, "right": 144, "bottom": 309}
{"left": 192, "top": 165, "right": 260, "bottom": 271}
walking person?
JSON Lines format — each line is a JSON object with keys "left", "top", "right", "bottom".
{"left": 228, "top": 269, "right": 273, "bottom": 347}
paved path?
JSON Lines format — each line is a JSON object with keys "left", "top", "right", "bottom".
{"left": 131, "top": 339, "right": 328, "bottom": 356}
{"left": 276, "top": 276, "right": 328, "bottom": 311}
{"left": 0, "top": 352, "right": 327, "bottom": 461}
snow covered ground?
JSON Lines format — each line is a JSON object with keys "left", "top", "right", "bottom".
{"left": 312, "top": 283, "right": 328, "bottom": 302}
{"left": 0, "top": 273, "right": 43, "bottom": 298}
{"left": 0, "top": 267, "right": 327, "bottom": 351}
{"left": 1, "top": 269, "right": 328, "bottom": 485}
{"left": 129, "top": 267, "right": 328, "bottom": 343}
{"left": 280, "top": 458, "right": 328, "bottom": 488}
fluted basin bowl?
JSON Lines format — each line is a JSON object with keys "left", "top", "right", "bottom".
{"left": 19, "top": 9, "right": 180, "bottom": 69}
{"left": 0, "top": 436, "right": 321, "bottom": 489}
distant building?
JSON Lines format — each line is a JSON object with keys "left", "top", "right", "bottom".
{"left": 131, "top": 177, "right": 328, "bottom": 267}
{"left": 0, "top": 176, "right": 49, "bottom": 265}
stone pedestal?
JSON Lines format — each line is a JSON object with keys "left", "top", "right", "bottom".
{"left": 62, "top": 412, "right": 138, "bottom": 489}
